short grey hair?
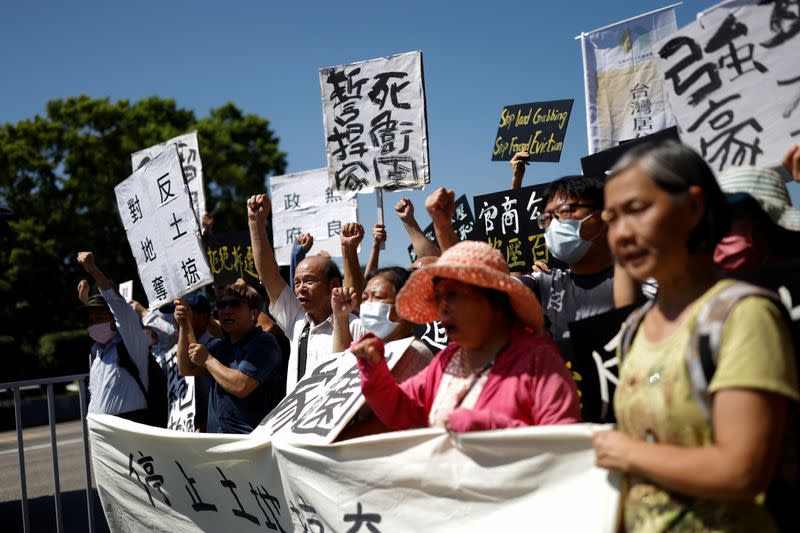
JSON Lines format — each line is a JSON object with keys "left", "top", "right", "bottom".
{"left": 607, "top": 141, "right": 730, "bottom": 253}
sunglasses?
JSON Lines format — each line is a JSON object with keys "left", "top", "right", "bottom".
{"left": 216, "top": 298, "right": 246, "bottom": 310}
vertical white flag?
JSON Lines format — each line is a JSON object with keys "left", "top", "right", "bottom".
{"left": 580, "top": 5, "right": 679, "bottom": 154}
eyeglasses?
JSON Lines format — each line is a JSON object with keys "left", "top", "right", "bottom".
{"left": 537, "top": 202, "right": 596, "bottom": 230}
{"left": 216, "top": 298, "right": 245, "bottom": 310}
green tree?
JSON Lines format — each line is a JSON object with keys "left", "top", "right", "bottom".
{"left": 0, "top": 95, "right": 286, "bottom": 373}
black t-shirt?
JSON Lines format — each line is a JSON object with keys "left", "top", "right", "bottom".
{"left": 521, "top": 267, "right": 615, "bottom": 360}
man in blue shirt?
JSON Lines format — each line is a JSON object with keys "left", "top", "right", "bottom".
{"left": 77, "top": 251, "right": 151, "bottom": 422}
{"left": 175, "top": 282, "right": 284, "bottom": 433}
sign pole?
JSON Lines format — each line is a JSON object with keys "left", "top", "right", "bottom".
{"left": 375, "top": 188, "right": 385, "bottom": 250}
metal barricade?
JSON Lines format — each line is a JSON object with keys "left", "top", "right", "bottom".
{"left": 1, "top": 374, "right": 94, "bottom": 533}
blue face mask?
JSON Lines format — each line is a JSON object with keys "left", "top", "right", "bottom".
{"left": 359, "top": 301, "right": 398, "bottom": 339}
{"left": 544, "top": 212, "right": 600, "bottom": 265}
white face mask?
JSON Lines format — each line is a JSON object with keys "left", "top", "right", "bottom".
{"left": 544, "top": 212, "right": 600, "bottom": 264}
{"left": 359, "top": 301, "right": 398, "bottom": 339}
{"left": 88, "top": 322, "right": 116, "bottom": 345}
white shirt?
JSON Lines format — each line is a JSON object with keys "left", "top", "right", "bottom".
{"left": 270, "top": 286, "right": 363, "bottom": 392}
{"left": 88, "top": 288, "right": 150, "bottom": 415}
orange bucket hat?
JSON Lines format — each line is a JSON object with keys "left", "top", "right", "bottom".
{"left": 396, "top": 241, "right": 544, "bottom": 332}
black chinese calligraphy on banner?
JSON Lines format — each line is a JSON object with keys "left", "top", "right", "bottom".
{"left": 472, "top": 184, "right": 567, "bottom": 273}
{"left": 654, "top": 1, "right": 800, "bottom": 173}
{"left": 115, "top": 146, "right": 213, "bottom": 309}
{"left": 205, "top": 232, "right": 259, "bottom": 287}
{"left": 320, "top": 51, "right": 430, "bottom": 193}
{"left": 491, "top": 100, "right": 573, "bottom": 162}
{"left": 406, "top": 195, "right": 476, "bottom": 263}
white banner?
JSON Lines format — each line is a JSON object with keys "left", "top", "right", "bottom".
{"left": 132, "top": 131, "right": 207, "bottom": 220}
{"left": 320, "top": 51, "right": 430, "bottom": 193}
{"left": 270, "top": 168, "right": 358, "bottom": 266}
{"left": 115, "top": 146, "right": 213, "bottom": 309}
{"left": 654, "top": 0, "right": 800, "bottom": 173}
{"left": 581, "top": 6, "right": 679, "bottom": 153}
{"left": 89, "top": 415, "right": 620, "bottom": 533}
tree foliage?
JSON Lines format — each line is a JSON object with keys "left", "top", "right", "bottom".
{"left": 0, "top": 95, "right": 286, "bottom": 368}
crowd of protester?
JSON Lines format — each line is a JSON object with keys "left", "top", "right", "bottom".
{"left": 75, "top": 140, "right": 800, "bottom": 532}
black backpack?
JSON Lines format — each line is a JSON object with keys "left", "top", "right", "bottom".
{"left": 116, "top": 340, "right": 168, "bottom": 428}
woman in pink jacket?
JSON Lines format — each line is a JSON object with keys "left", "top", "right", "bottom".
{"left": 350, "top": 240, "right": 581, "bottom": 432}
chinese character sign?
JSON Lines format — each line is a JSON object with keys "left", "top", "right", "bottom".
{"left": 654, "top": 1, "right": 800, "bottom": 173}
{"left": 205, "top": 232, "right": 260, "bottom": 287}
{"left": 115, "top": 146, "right": 212, "bottom": 309}
{"left": 89, "top": 413, "right": 621, "bottom": 533}
{"left": 472, "top": 184, "right": 566, "bottom": 273}
{"left": 491, "top": 100, "right": 573, "bottom": 162}
{"left": 320, "top": 51, "right": 430, "bottom": 193}
{"left": 580, "top": 7, "right": 678, "bottom": 153}
{"left": 270, "top": 169, "right": 358, "bottom": 266}
{"left": 132, "top": 131, "right": 207, "bottom": 220}
{"left": 162, "top": 347, "right": 198, "bottom": 432}
{"left": 255, "top": 337, "right": 414, "bottom": 445}
{"left": 406, "top": 195, "right": 476, "bottom": 263}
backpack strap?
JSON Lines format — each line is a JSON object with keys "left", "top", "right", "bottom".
{"left": 115, "top": 339, "right": 148, "bottom": 400}
{"left": 618, "top": 299, "right": 655, "bottom": 364}
{"left": 686, "top": 281, "right": 784, "bottom": 423}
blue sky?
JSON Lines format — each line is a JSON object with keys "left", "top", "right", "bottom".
{"left": 2, "top": 0, "right": 794, "bottom": 268}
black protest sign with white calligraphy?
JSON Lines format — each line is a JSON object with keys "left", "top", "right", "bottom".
{"left": 407, "top": 195, "right": 476, "bottom": 262}
{"left": 320, "top": 51, "right": 430, "bottom": 193}
{"left": 568, "top": 305, "right": 637, "bottom": 424}
{"left": 472, "top": 183, "right": 566, "bottom": 273}
{"left": 492, "top": 99, "right": 573, "bottom": 162}
{"left": 653, "top": 2, "right": 800, "bottom": 173}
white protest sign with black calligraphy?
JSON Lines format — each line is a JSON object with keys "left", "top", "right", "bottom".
{"left": 254, "top": 337, "right": 414, "bottom": 445}
{"left": 269, "top": 168, "right": 359, "bottom": 266}
{"left": 115, "top": 146, "right": 212, "bottom": 309}
{"left": 654, "top": 0, "right": 800, "bottom": 173}
{"left": 132, "top": 131, "right": 207, "bottom": 219}
{"left": 320, "top": 51, "right": 430, "bottom": 193}
{"left": 162, "top": 347, "right": 197, "bottom": 432}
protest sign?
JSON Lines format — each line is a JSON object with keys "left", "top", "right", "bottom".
{"left": 115, "top": 146, "right": 213, "bottom": 309}
{"left": 472, "top": 183, "right": 566, "bottom": 273}
{"left": 269, "top": 168, "right": 358, "bottom": 266}
{"left": 412, "top": 321, "right": 449, "bottom": 356}
{"left": 255, "top": 337, "right": 414, "bottom": 445}
{"left": 204, "top": 231, "right": 259, "bottom": 287}
{"left": 161, "top": 347, "right": 199, "bottom": 432}
{"left": 406, "top": 194, "right": 476, "bottom": 263}
{"left": 579, "top": 5, "right": 679, "bottom": 154}
{"left": 653, "top": 1, "right": 800, "bottom": 173}
{"left": 89, "top": 414, "right": 621, "bottom": 533}
{"left": 491, "top": 99, "right": 573, "bottom": 162}
{"left": 118, "top": 280, "right": 134, "bottom": 302}
{"left": 568, "top": 305, "right": 638, "bottom": 424}
{"left": 132, "top": 132, "right": 206, "bottom": 219}
{"left": 580, "top": 126, "right": 680, "bottom": 178}
{"left": 320, "top": 51, "right": 430, "bottom": 193}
